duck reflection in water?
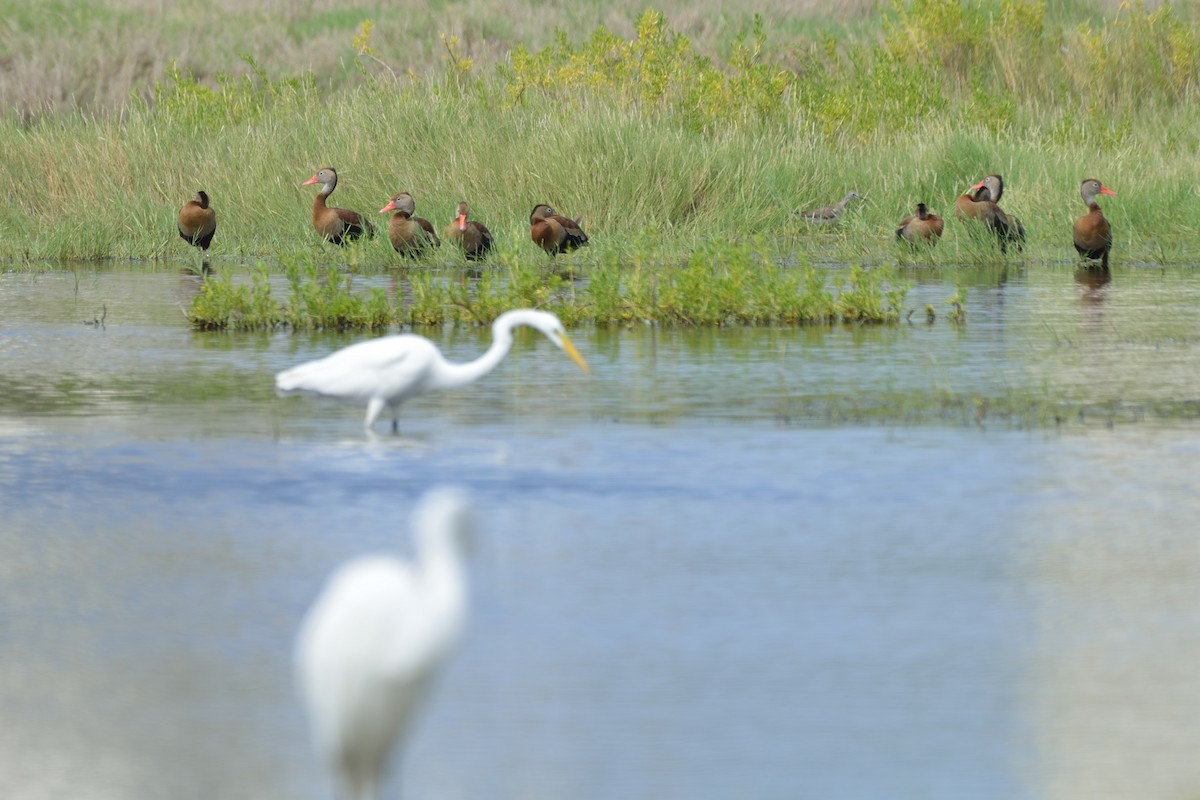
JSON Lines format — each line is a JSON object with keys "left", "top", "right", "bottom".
{"left": 1075, "top": 267, "right": 1111, "bottom": 304}
{"left": 178, "top": 261, "right": 214, "bottom": 305}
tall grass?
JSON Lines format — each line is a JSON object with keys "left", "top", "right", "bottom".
{"left": 1, "top": 4, "right": 1200, "bottom": 269}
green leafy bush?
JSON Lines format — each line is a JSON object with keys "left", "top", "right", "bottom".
{"left": 187, "top": 248, "right": 910, "bottom": 331}
{"left": 151, "top": 57, "right": 316, "bottom": 125}
{"left": 502, "top": 10, "right": 791, "bottom": 130}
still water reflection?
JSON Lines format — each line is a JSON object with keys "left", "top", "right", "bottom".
{"left": 1, "top": 264, "right": 1199, "bottom": 800}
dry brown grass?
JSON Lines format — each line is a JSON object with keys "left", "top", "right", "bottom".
{"left": 0, "top": 0, "right": 877, "bottom": 120}
{"left": 5, "top": 0, "right": 1192, "bottom": 122}
{"left": 8, "top": 0, "right": 1184, "bottom": 120}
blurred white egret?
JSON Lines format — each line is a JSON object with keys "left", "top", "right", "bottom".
{"left": 295, "top": 487, "right": 475, "bottom": 800}
{"left": 275, "top": 308, "right": 589, "bottom": 432}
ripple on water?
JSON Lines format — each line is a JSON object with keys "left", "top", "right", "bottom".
{"left": 2, "top": 264, "right": 1200, "bottom": 799}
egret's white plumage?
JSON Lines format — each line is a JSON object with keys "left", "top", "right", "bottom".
{"left": 275, "top": 308, "right": 589, "bottom": 432}
{"left": 296, "top": 487, "right": 475, "bottom": 800}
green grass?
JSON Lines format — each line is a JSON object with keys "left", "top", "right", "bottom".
{"left": 1, "top": 67, "right": 1195, "bottom": 269}
{"left": 186, "top": 247, "right": 909, "bottom": 330}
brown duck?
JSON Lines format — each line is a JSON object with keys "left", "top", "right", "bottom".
{"left": 304, "top": 167, "right": 374, "bottom": 245}
{"left": 530, "top": 204, "right": 588, "bottom": 255}
{"left": 177, "top": 190, "right": 216, "bottom": 253}
{"left": 443, "top": 201, "right": 494, "bottom": 261}
{"left": 379, "top": 192, "right": 440, "bottom": 256}
{"left": 955, "top": 174, "right": 1024, "bottom": 252}
{"left": 895, "top": 203, "right": 944, "bottom": 245}
{"left": 1073, "top": 179, "right": 1116, "bottom": 270}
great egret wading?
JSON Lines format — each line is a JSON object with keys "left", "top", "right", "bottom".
{"left": 295, "top": 487, "right": 476, "bottom": 800}
{"left": 275, "top": 308, "right": 589, "bottom": 432}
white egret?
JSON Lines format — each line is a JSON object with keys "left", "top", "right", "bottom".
{"left": 275, "top": 308, "right": 589, "bottom": 432}
{"left": 295, "top": 487, "right": 475, "bottom": 800}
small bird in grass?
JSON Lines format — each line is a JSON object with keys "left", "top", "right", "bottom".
{"left": 304, "top": 167, "right": 375, "bottom": 246}
{"left": 177, "top": 190, "right": 216, "bottom": 253}
{"left": 274, "top": 308, "right": 590, "bottom": 433}
{"left": 895, "top": 202, "right": 944, "bottom": 246}
{"left": 379, "top": 192, "right": 440, "bottom": 256}
{"left": 443, "top": 201, "right": 494, "bottom": 261}
{"left": 800, "top": 190, "right": 860, "bottom": 224}
{"left": 1073, "top": 178, "right": 1116, "bottom": 270}
{"left": 296, "top": 486, "right": 475, "bottom": 800}
{"left": 529, "top": 203, "right": 588, "bottom": 255}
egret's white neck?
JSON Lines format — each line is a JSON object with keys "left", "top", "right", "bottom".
{"left": 417, "top": 531, "right": 467, "bottom": 586}
{"left": 431, "top": 310, "right": 542, "bottom": 389}
{"left": 415, "top": 532, "right": 468, "bottom": 634}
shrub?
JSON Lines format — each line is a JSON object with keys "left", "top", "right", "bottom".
{"left": 502, "top": 11, "right": 791, "bottom": 131}
{"left": 151, "top": 56, "right": 316, "bottom": 125}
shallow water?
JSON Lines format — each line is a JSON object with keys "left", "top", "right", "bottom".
{"left": 2, "top": 263, "right": 1200, "bottom": 800}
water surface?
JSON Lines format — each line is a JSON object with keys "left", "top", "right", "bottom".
{"left": 1, "top": 263, "right": 1199, "bottom": 800}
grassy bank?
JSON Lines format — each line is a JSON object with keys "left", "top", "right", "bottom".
{"left": 3, "top": 3, "right": 1200, "bottom": 272}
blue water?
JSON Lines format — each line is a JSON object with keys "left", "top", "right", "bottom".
{"left": 2, "top": 267, "right": 1200, "bottom": 800}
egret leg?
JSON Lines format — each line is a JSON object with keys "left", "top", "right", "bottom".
{"left": 345, "top": 776, "right": 379, "bottom": 800}
{"left": 365, "top": 398, "right": 385, "bottom": 431}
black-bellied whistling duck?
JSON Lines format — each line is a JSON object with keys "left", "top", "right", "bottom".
{"left": 895, "top": 203, "right": 944, "bottom": 245}
{"left": 1073, "top": 179, "right": 1116, "bottom": 270}
{"left": 955, "top": 174, "right": 1024, "bottom": 252}
{"left": 953, "top": 182, "right": 988, "bottom": 221}
{"left": 178, "top": 190, "right": 216, "bottom": 252}
{"left": 304, "top": 167, "right": 374, "bottom": 245}
{"left": 443, "top": 201, "right": 494, "bottom": 261}
{"left": 801, "top": 190, "right": 860, "bottom": 223}
{"left": 530, "top": 204, "right": 588, "bottom": 255}
{"left": 379, "top": 192, "right": 440, "bottom": 256}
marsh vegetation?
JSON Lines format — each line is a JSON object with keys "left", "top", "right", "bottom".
{"left": 4, "top": 8, "right": 1200, "bottom": 792}
{"left": 2, "top": 1, "right": 1200, "bottom": 326}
